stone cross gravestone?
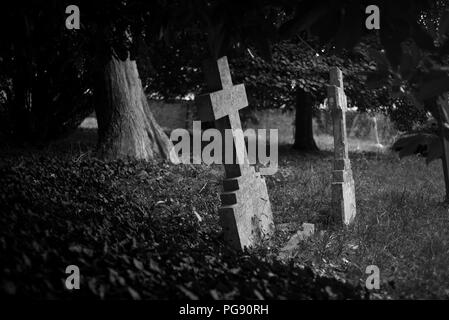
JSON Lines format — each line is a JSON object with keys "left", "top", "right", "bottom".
{"left": 327, "top": 67, "right": 357, "bottom": 225}
{"left": 437, "top": 94, "right": 449, "bottom": 201}
{"left": 196, "top": 56, "right": 274, "bottom": 250}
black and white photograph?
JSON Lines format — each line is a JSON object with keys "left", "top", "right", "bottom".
{"left": 1, "top": 0, "right": 449, "bottom": 310}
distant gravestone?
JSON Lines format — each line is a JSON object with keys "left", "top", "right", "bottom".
{"left": 196, "top": 56, "right": 274, "bottom": 250}
{"left": 149, "top": 100, "right": 190, "bottom": 130}
{"left": 327, "top": 67, "right": 357, "bottom": 225}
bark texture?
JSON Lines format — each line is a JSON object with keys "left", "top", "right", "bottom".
{"left": 95, "top": 53, "right": 175, "bottom": 160}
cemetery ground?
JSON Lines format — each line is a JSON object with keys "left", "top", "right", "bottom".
{"left": 1, "top": 128, "right": 449, "bottom": 299}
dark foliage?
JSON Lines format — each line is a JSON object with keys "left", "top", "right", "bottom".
{"left": 0, "top": 145, "right": 363, "bottom": 299}
{"left": 0, "top": 2, "right": 95, "bottom": 143}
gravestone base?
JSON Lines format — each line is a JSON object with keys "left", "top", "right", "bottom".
{"left": 278, "top": 223, "right": 315, "bottom": 259}
{"left": 219, "top": 170, "right": 274, "bottom": 250}
{"left": 331, "top": 166, "right": 356, "bottom": 225}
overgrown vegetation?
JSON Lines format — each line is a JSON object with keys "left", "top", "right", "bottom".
{"left": 0, "top": 129, "right": 362, "bottom": 299}
{"left": 2, "top": 129, "right": 448, "bottom": 299}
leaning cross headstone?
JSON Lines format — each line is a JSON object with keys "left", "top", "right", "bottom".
{"left": 196, "top": 56, "right": 274, "bottom": 250}
{"left": 437, "top": 94, "right": 449, "bottom": 201}
{"left": 327, "top": 67, "right": 357, "bottom": 225}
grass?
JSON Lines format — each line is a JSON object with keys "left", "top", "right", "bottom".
{"left": 268, "top": 136, "right": 449, "bottom": 299}
{"left": 315, "top": 133, "right": 388, "bottom": 153}
{"left": 1, "top": 128, "right": 449, "bottom": 299}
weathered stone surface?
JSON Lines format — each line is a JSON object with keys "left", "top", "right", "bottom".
{"left": 149, "top": 100, "right": 190, "bottom": 130}
{"left": 196, "top": 56, "right": 274, "bottom": 250}
{"left": 327, "top": 67, "right": 357, "bottom": 225}
{"left": 279, "top": 223, "right": 315, "bottom": 259}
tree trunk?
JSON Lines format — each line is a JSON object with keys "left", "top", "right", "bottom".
{"left": 94, "top": 53, "right": 175, "bottom": 160}
{"left": 10, "top": 12, "right": 34, "bottom": 144}
{"left": 292, "top": 89, "right": 319, "bottom": 152}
